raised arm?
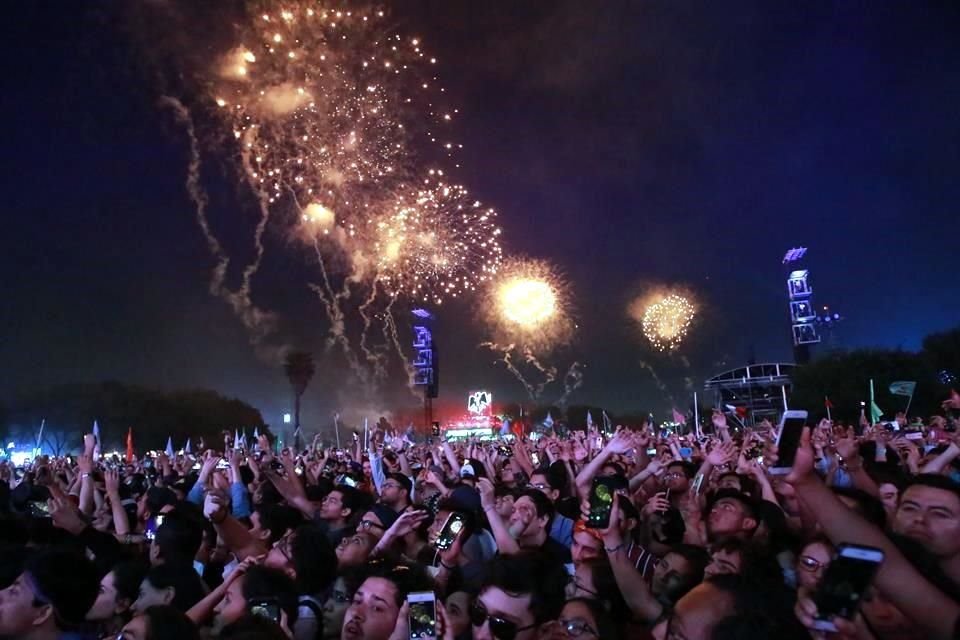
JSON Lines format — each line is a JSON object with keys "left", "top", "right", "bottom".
{"left": 788, "top": 427, "right": 960, "bottom": 640}
{"left": 478, "top": 477, "right": 519, "bottom": 555}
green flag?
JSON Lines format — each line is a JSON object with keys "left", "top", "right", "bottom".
{"left": 889, "top": 381, "right": 917, "bottom": 397}
{"left": 869, "top": 379, "right": 884, "bottom": 424}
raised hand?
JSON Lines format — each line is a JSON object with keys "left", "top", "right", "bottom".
{"left": 104, "top": 468, "right": 121, "bottom": 497}
{"left": 203, "top": 489, "right": 228, "bottom": 523}
{"left": 605, "top": 431, "right": 634, "bottom": 455}
{"left": 477, "top": 477, "right": 496, "bottom": 511}
{"left": 706, "top": 440, "right": 737, "bottom": 466}
{"left": 711, "top": 409, "right": 729, "bottom": 431}
{"left": 48, "top": 496, "right": 86, "bottom": 535}
{"left": 643, "top": 491, "right": 671, "bottom": 516}
{"left": 785, "top": 427, "right": 816, "bottom": 486}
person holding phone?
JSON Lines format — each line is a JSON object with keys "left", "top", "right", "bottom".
{"left": 340, "top": 562, "right": 433, "bottom": 640}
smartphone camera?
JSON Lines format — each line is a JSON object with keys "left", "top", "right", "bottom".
{"left": 435, "top": 512, "right": 466, "bottom": 551}
{"left": 407, "top": 592, "right": 437, "bottom": 640}
{"left": 248, "top": 598, "right": 281, "bottom": 624}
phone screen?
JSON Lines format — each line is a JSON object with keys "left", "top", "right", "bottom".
{"left": 813, "top": 545, "right": 883, "bottom": 630}
{"left": 771, "top": 412, "right": 807, "bottom": 474}
{"left": 436, "top": 512, "right": 466, "bottom": 551}
{"left": 249, "top": 599, "right": 281, "bottom": 624}
{"left": 28, "top": 500, "right": 50, "bottom": 518}
{"left": 408, "top": 592, "right": 437, "bottom": 639}
{"left": 679, "top": 447, "right": 692, "bottom": 458}
{"left": 587, "top": 477, "right": 618, "bottom": 528}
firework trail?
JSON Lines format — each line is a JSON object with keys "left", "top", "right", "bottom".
{"left": 522, "top": 348, "right": 557, "bottom": 399}
{"left": 161, "top": 96, "right": 280, "bottom": 358}
{"left": 358, "top": 278, "right": 387, "bottom": 381}
{"left": 637, "top": 359, "right": 675, "bottom": 405}
{"left": 381, "top": 299, "right": 418, "bottom": 396}
{"left": 481, "top": 342, "right": 539, "bottom": 401}
{"left": 556, "top": 361, "right": 585, "bottom": 408}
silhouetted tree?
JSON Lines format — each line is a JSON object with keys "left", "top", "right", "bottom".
{"left": 284, "top": 350, "right": 315, "bottom": 451}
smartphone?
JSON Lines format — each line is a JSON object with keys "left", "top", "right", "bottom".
{"left": 812, "top": 544, "right": 884, "bottom": 631}
{"left": 646, "top": 448, "right": 657, "bottom": 456}
{"left": 144, "top": 517, "right": 158, "bottom": 541}
{"left": 435, "top": 512, "right": 466, "bottom": 551}
{"left": 904, "top": 432, "right": 924, "bottom": 441}
{"left": 407, "top": 591, "right": 437, "bottom": 640}
{"left": 884, "top": 422, "right": 900, "bottom": 433}
{"left": 248, "top": 598, "right": 281, "bottom": 624}
{"left": 679, "top": 447, "right": 692, "bottom": 458}
{"left": 497, "top": 446, "right": 512, "bottom": 458}
{"left": 770, "top": 410, "right": 808, "bottom": 475}
{"left": 191, "top": 462, "right": 202, "bottom": 471}
{"left": 217, "top": 459, "right": 231, "bottom": 470}
{"left": 27, "top": 500, "right": 51, "bottom": 518}
{"left": 587, "top": 476, "right": 626, "bottom": 529}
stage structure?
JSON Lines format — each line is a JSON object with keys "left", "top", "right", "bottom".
{"left": 412, "top": 308, "right": 439, "bottom": 431}
{"left": 783, "top": 247, "right": 820, "bottom": 364}
{"left": 444, "top": 390, "right": 496, "bottom": 440}
{"left": 704, "top": 363, "right": 797, "bottom": 426}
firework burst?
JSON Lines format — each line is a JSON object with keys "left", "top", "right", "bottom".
{"left": 370, "top": 174, "right": 503, "bottom": 304}
{"left": 483, "top": 258, "right": 573, "bottom": 353}
{"left": 629, "top": 291, "right": 697, "bottom": 351}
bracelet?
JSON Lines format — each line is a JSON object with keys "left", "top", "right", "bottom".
{"left": 604, "top": 542, "right": 625, "bottom": 553}
{"left": 439, "top": 560, "right": 455, "bottom": 570}
{"left": 81, "top": 473, "right": 90, "bottom": 479}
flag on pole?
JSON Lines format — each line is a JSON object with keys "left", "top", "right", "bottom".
{"left": 185, "top": 438, "right": 192, "bottom": 455}
{"left": 602, "top": 411, "right": 613, "bottom": 433}
{"left": 869, "top": 379, "right": 884, "bottom": 424}
{"left": 92, "top": 420, "right": 101, "bottom": 461}
{"left": 234, "top": 429, "right": 240, "bottom": 450}
{"left": 889, "top": 381, "right": 917, "bottom": 397}
{"left": 672, "top": 408, "right": 687, "bottom": 425}
{"left": 824, "top": 396, "right": 833, "bottom": 421}
{"left": 165, "top": 437, "right": 175, "bottom": 458}
{"left": 125, "top": 428, "right": 134, "bottom": 463}
{"left": 586, "top": 411, "right": 595, "bottom": 430}
{"left": 543, "top": 412, "right": 554, "bottom": 430}
{"left": 35, "top": 419, "right": 45, "bottom": 455}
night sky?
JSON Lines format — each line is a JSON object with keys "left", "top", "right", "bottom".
{"left": 2, "top": 1, "right": 959, "bottom": 430}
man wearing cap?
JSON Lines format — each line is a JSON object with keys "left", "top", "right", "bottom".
{"left": 0, "top": 548, "right": 101, "bottom": 640}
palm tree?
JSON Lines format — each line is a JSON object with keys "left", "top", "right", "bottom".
{"left": 283, "top": 350, "right": 315, "bottom": 452}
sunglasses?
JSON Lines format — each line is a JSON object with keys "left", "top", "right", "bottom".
{"left": 469, "top": 599, "right": 536, "bottom": 640}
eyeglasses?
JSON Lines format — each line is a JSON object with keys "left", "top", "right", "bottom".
{"left": 531, "top": 483, "right": 549, "bottom": 491}
{"left": 663, "top": 472, "right": 684, "bottom": 480}
{"left": 381, "top": 482, "right": 403, "bottom": 490}
{"left": 359, "top": 519, "right": 385, "bottom": 532}
{"left": 469, "top": 599, "right": 536, "bottom": 640}
{"left": 799, "top": 555, "right": 825, "bottom": 572}
{"left": 559, "top": 617, "right": 599, "bottom": 638}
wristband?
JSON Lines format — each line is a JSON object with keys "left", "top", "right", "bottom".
{"left": 604, "top": 542, "right": 624, "bottom": 553}
{"left": 439, "top": 560, "right": 455, "bottom": 570}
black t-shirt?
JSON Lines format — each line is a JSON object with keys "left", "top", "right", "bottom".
{"left": 540, "top": 534, "right": 573, "bottom": 566}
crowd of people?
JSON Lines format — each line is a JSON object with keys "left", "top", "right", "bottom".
{"left": 2, "top": 393, "right": 960, "bottom": 640}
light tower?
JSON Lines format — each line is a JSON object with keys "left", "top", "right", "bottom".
{"left": 783, "top": 247, "right": 820, "bottom": 364}
{"left": 412, "top": 308, "right": 439, "bottom": 432}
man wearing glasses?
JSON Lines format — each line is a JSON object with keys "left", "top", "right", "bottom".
{"left": 379, "top": 473, "right": 413, "bottom": 514}
{"left": 471, "top": 551, "right": 567, "bottom": 640}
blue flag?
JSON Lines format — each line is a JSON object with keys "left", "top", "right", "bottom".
{"left": 889, "top": 381, "right": 917, "bottom": 397}
{"left": 165, "top": 437, "right": 175, "bottom": 458}
{"left": 543, "top": 412, "right": 554, "bottom": 429}
{"left": 185, "top": 438, "right": 192, "bottom": 454}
